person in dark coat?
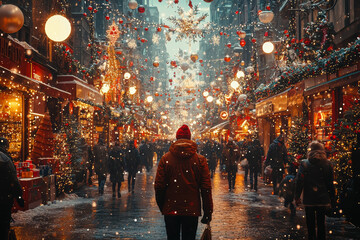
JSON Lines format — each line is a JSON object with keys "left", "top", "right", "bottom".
{"left": 223, "top": 138, "right": 240, "bottom": 192}
{"left": 93, "top": 138, "right": 108, "bottom": 195}
{"left": 0, "top": 137, "right": 24, "bottom": 239}
{"left": 295, "top": 141, "right": 335, "bottom": 240}
{"left": 201, "top": 140, "right": 216, "bottom": 178}
{"left": 155, "top": 125, "right": 213, "bottom": 240}
{"left": 125, "top": 140, "right": 140, "bottom": 193}
{"left": 265, "top": 134, "right": 288, "bottom": 195}
{"left": 245, "top": 139, "right": 264, "bottom": 191}
{"left": 109, "top": 141, "right": 125, "bottom": 198}
{"left": 139, "top": 140, "right": 152, "bottom": 172}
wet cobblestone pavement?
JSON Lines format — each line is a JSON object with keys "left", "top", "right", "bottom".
{"left": 12, "top": 168, "right": 360, "bottom": 240}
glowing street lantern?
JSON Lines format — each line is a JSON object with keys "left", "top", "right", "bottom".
{"left": 146, "top": 95, "right": 153, "bottom": 103}
{"left": 206, "top": 96, "right": 214, "bottom": 102}
{"left": 262, "top": 41, "right": 275, "bottom": 53}
{"left": 230, "top": 80, "right": 240, "bottom": 89}
{"left": 45, "top": 15, "right": 71, "bottom": 42}
{"left": 236, "top": 70, "right": 245, "bottom": 78}
{"left": 129, "top": 86, "right": 136, "bottom": 95}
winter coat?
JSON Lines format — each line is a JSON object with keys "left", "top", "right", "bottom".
{"left": 125, "top": 146, "right": 140, "bottom": 174}
{"left": 139, "top": 143, "right": 152, "bottom": 164}
{"left": 223, "top": 141, "right": 240, "bottom": 171}
{"left": 109, "top": 146, "right": 125, "bottom": 183}
{"left": 295, "top": 150, "right": 335, "bottom": 206}
{"left": 265, "top": 138, "right": 288, "bottom": 170}
{"left": 201, "top": 142, "right": 217, "bottom": 170}
{"left": 154, "top": 139, "right": 213, "bottom": 217}
{"left": 245, "top": 144, "right": 264, "bottom": 171}
{"left": 279, "top": 174, "right": 296, "bottom": 202}
{"left": 93, "top": 144, "right": 108, "bottom": 176}
{"left": 0, "top": 150, "right": 22, "bottom": 222}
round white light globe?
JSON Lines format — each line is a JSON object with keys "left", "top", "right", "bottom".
{"left": 262, "top": 41, "right": 275, "bottom": 54}
{"left": 146, "top": 95, "right": 153, "bottom": 103}
{"left": 124, "top": 72, "right": 131, "bottom": 79}
{"left": 129, "top": 86, "right": 136, "bottom": 95}
{"left": 236, "top": 70, "right": 245, "bottom": 78}
{"left": 230, "top": 80, "right": 240, "bottom": 89}
{"left": 101, "top": 83, "right": 110, "bottom": 94}
{"left": 203, "top": 91, "right": 209, "bottom": 97}
{"left": 206, "top": 96, "right": 214, "bottom": 102}
{"left": 45, "top": 15, "right": 71, "bottom": 42}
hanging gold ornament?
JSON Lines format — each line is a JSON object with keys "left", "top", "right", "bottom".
{"left": 0, "top": 4, "right": 24, "bottom": 33}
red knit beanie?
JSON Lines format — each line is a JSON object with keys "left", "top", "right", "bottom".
{"left": 176, "top": 124, "right": 191, "bottom": 140}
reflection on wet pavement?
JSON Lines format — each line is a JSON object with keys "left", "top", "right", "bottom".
{"left": 12, "top": 168, "right": 360, "bottom": 239}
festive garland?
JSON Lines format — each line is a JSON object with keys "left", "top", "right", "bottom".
{"left": 255, "top": 38, "right": 360, "bottom": 101}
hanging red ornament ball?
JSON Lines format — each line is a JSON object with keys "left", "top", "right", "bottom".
{"left": 94, "top": 9, "right": 98, "bottom": 13}
{"left": 134, "top": 27, "right": 138, "bottom": 30}
{"left": 264, "top": 31, "right": 269, "bottom": 37}
{"left": 138, "top": 5, "right": 145, "bottom": 13}
{"left": 251, "top": 38, "right": 256, "bottom": 43}
{"left": 145, "top": 27, "right": 148, "bottom": 31}
{"left": 170, "top": 61, "right": 177, "bottom": 67}
{"left": 83, "top": 13, "right": 87, "bottom": 16}
{"left": 88, "top": 6, "right": 93, "bottom": 11}
{"left": 266, "top": 5, "right": 271, "bottom": 10}
{"left": 224, "top": 55, "right": 231, "bottom": 62}
{"left": 169, "top": 79, "right": 173, "bottom": 82}
{"left": 203, "top": 0, "right": 213, "bottom": 2}
{"left": 157, "top": 27, "right": 162, "bottom": 32}
{"left": 284, "top": 30, "right": 288, "bottom": 34}
{"left": 155, "top": 92, "right": 159, "bottom": 97}
{"left": 257, "top": 10, "right": 262, "bottom": 15}
{"left": 88, "top": 43, "right": 91, "bottom": 47}
{"left": 226, "top": 43, "right": 232, "bottom": 48}
{"left": 150, "top": 77, "right": 154, "bottom": 81}
{"left": 304, "top": 38, "right": 311, "bottom": 45}
{"left": 199, "top": 72, "right": 202, "bottom": 76}
{"left": 129, "top": 61, "right": 134, "bottom": 67}
{"left": 159, "top": 0, "right": 162, "bottom": 2}
{"left": 145, "top": 58, "right": 148, "bottom": 62}
{"left": 235, "top": 10, "right": 239, "bottom": 14}
{"left": 105, "top": 16, "right": 110, "bottom": 20}
{"left": 199, "top": 59, "right": 203, "bottom": 63}
{"left": 220, "top": 32, "right": 223, "bottom": 36}
{"left": 240, "top": 39, "right": 246, "bottom": 47}
{"left": 119, "top": 19, "right": 123, "bottom": 24}
{"left": 141, "top": 38, "right": 146, "bottom": 43}
{"left": 291, "top": 38, "right": 296, "bottom": 43}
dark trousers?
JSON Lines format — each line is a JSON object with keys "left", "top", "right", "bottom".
{"left": 244, "top": 165, "right": 249, "bottom": 183}
{"left": 305, "top": 206, "right": 327, "bottom": 240}
{"left": 249, "top": 168, "right": 258, "bottom": 190}
{"left": 0, "top": 205, "right": 11, "bottom": 240}
{"left": 271, "top": 168, "right": 283, "bottom": 194}
{"left": 98, "top": 174, "right": 106, "bottom": 194}
{"left": 227, "top": 166, "right": 237, "bottom": 190}
{"left": 164, "top": 215, "right": 198, "bottom": 240}
{"left": 128, "top": 172, "right": 136, "bottom": 192}
{"left": 112, "top": 181, "right": 121, "bottom": 192}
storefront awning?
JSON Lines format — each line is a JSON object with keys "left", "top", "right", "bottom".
{"left": 0, "top": 65, "right": 71, "bottom": 99}
{"left": 56, "top": 75, "right": 103, "bottom": 105}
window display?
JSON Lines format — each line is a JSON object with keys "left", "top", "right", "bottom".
{"left": 312, "top": 93, "right": 332, "bottom": 141}
{"left": 0, "top": 92, "right": 23, "bottom": 160}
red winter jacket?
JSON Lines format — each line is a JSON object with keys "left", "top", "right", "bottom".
{"left": 155, "top": 139, "right": 213, "bottom": 217}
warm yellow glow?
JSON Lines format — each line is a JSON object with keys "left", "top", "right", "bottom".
{"left": 236, "top": 70, "right": 245, "bottom": 78}
{"left": 45, "top": 15, "right": 71, "bottom": 42}
{"left": 203, "top": 91, "right": 209, "bottom": 97}
{"left": 124, "top": 72, "right": 131, "bottom": 80}
{"left": 231, "top": 80, "right": 240, "bottom": 89}
{"left": 146, "top": 95, "right": 153, "bottom": 103}
{"left": 262, "top": 41, "right": 274, "bottom": 54}
{"left": 101, "top": 83, "right": 110, "bottom": 94}
{"left": 206, "top": 96, "right": 214, "bottom": 102}
{"left": 129, "top": 86, "right": 136, "bottom": 95}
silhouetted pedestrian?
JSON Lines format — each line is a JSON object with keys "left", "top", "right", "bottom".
{"left": 109, "top": 141, "right": 125, "bottom": 198}
{"left": 93, "top": 138, "right": 108, "bottom": 195}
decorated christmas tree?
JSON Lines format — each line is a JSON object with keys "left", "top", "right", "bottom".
{"left": 54, "top": 128, "right": 73, "bottom": 195}
{"left": 63, "top": 114, "right": 83, "bottom": 168}
{"left": 331, "top": 100, "right": 360, "bottom": 195}
{"left": 288, "top": 116, "right": 310, "bottom": 161}
{"left": 31, "top": 113, "right": 54, "bottom": 164}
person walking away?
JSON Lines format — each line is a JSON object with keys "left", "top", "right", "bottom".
{"left": 223, "top": 138, "right": 240, "bottom": 192}
{"left": 245, "top": 139, "right": 264, "bottom": 191}
{"left": 139, "top": 140, "right": 149, "bottom": 172}
{"left": 208, "top": 141, "right": 217, "bottom": 179}
{"left": 239, "top": 138, "right": 250, "bottom": 185}
{"left": 125, "top": 140, "right": 140, "bottom": 193}
{"left": 155, "top": 125, "right": 213, "bottom": 240}
{"left": 109, "top": 141, "right": 125, "bottom": 198}
{"left": 0, "top": 137, "right": 24, "bottom": 239}
{"left": 295, "top": 141, "right": 335, "bottom": 240}
{"left": 279, "top": 162, "right": 299, "bottom": 216}
{"left": 265, "top": 134, "right": 288, "bottom": 195}
{"left": 93, "top": 138, "right": 108, "bottom": 195}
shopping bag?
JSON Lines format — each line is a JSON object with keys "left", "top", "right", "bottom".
{"left": 8, "top": 228, "right": 17, "bottom": 240}
{"left": 200, "top": 224, "right": 212, "bottom": 240}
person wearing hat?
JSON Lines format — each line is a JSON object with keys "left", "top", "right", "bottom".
{"left": 155, "top": 125, "right": 213, "bottom": 240}
{"left": 295, "top": 141, "right": 335, "bottom": 240}
{"left": 0, "top": 137, "right": 24, "bottom": 239}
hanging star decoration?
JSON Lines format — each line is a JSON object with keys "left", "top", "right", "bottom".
{"left": 152, "top": 34, "right": 160, "bottom": 45}
{"left": 106, "top": 21, "right": 121, "bottom": 46}
{"left": 167, "top": 5, "right": 208, "bottom": 42}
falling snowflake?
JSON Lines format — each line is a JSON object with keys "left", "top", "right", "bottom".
{"left": 211, "top": 35, "right": 220, "bottom": 46}
{"left": 127, "top": 39, "right": 137, "bottom": 49}
{"left": 152, "top": 34, "right": 160, "bottom": 45}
